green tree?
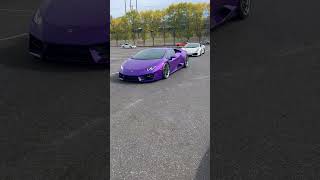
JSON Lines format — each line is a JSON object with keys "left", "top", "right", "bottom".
{"left": 191, "top": 3, "right": 208, "bottom": 42}
{"left": 160, "top": 15, "right": 168, "bottom": 45}
{"left": 166, "top": 4, "right": 179, "bottom": 45}
{"left": 125, "top": 10, "right": 140, "bottom": 45}
{"left": 149, "top": 10, "right": 163, "bottom": 46}
{"left": 139, "top": 10, "right": 152, "bottom": 46}
{"left": 111, "top": 2, "right": 210, "bottom": 46}
{"left": 110, "top": 17, "right": 121, "bottom": 46}
{"left": 119, "top": 16, "right": 130, "bottom": 42}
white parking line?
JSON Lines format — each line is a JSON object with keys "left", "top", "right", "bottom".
{"left": 111, "top": 59, "right": 127, "bottom": 62}
{"left": 0, "top": 9, "right": 33, "bottom": 13}
{"left": 191, "top": 75, "right": 210, "bottom": 80}
{"left": 0, "top": 33, "right": 28, "bottom": 41}
{"left": 111, "top": 98, "right": 144, "bottom": 119}
{"left": 56, "top": 118, "right": 104, "bottom": 144}
{"left": 124, "top": 98, "right": 144, "bottom": 110}
{"left": 110, "top": 58, "right": 125, "bottom": 62}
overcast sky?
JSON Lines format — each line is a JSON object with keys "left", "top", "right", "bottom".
{"left": 111, "top": 0, "right": 210, "bottom": 17}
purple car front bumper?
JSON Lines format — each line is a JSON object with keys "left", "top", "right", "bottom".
{"left": 118, "top": 69, "right": 163, "bottom": 82}
{"left": 29, "top": 34, "right": 108, "bottom": 64}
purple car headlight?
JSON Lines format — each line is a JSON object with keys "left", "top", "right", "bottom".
{"left": 147, "top": 66, "right": 156, "bottom": 71}
{"left": 33, "top": 9, "right": 43, "bottom": 25}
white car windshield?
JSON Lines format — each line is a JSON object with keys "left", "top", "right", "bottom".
{"left": 184, "top": 43, "right": 200, "bottom": 48}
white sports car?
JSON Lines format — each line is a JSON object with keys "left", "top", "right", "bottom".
{"left": 121, "top": 43, "right": 137, "bottom": 49}
{"left": 181, "top": 43, "right": 205, "bottom": 56}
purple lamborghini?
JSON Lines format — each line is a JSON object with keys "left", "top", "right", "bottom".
{"left": 119, "top": 48, "right": 189, "bottom": 82}
{"left": 212, "top": 0, "right": 251, "bottom": 28}
{"left": 29, "top": 0, "right": 108, "bottom": 64}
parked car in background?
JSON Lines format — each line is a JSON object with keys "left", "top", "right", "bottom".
{"left": 181, "top": 43, "right": 205, "bottom": 57}
{"left": 176, "top": 42, "right": 187, "bottom": 47}
{"left": 121, "top": 43, "right": 137, "bottom": 49}
{"left": 201, "top": 40, "right": 210, "bottom": 45}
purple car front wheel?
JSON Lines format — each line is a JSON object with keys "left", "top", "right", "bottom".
{"left": 239, "top": 0, "right": 251, "bottom": 18}
{"left": 163, "top": 63, "right": 170, "bottom": 79}
{"left": 184, "top": 57, "right": 189, "bottom": 68}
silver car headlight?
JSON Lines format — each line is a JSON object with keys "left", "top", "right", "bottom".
{"left": 33, "top": 9, "right": 43, "bottom": 25}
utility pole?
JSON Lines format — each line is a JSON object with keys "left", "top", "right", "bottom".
{"left": 136, "top": 0, "right": 137, "bottom": 11}
{"left": 130, "top": 0, "right": 132, "bottom": 11}
{"left": 124, "top": 0, "right": 126, "bottom": 14}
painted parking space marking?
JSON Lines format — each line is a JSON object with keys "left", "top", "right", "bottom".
{"left": 0, "top": 33, "right": 28, "bottom": 41}
{"left": 0, "top": 9, "right": 33, "bottom": 13}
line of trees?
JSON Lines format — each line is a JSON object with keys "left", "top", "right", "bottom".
{"left": 110, "top": 2, "right": 210, "bottom": 46}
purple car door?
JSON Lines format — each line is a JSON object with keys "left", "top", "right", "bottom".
{"left": 166, "top": 49, "right": 179, "bottom": 72}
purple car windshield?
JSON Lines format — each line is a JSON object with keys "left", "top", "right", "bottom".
{"left": 132, "top": 49, "right": 166, "bottom": 60}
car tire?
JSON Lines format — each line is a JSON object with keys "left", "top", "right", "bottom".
{"left": 163, "top": 63, "right": 170, "bottom": 79}
{"left": 239, "top": 0, "right": 250, "bottom": 19}
{"left": 184, "top": 56, "right": 189, "bottom": 68}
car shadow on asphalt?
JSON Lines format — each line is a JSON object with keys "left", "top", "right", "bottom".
{"left": 0, "top": 37, "right": 107, "bottom": 72}
{"left": 109, "top": 73, "right": 163, "bottom": 85}
{"left": 212, "top": 17, "right": 242, "bottom": 33}
{"left": 194, "top": 148, "right": 210, "bottom": 180}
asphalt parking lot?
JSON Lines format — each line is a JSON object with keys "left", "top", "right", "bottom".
{"left": 213, "top": 0, "right": 320, "bottom": 178}
{"left": 0, "top": 0, "right": 107, "bottom": 179}
{"left": 110, "top": 46, "right": 210, "bottom": 179}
